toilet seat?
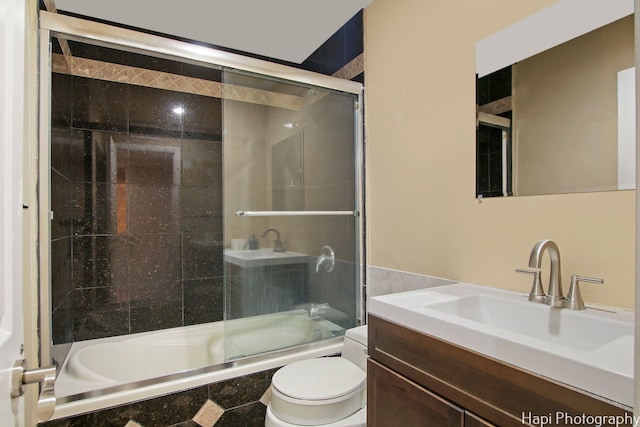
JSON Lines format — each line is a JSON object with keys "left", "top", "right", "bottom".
{"left": 270, "top": 358, "right": 366, "bottom": 426}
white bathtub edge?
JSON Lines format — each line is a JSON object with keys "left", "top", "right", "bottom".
{"left": 50, "top": 341, "right": 344, "bottom": 421}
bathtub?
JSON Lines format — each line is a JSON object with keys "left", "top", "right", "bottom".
{"left": 52, "top": 310, "right": 345, "bottom": 420}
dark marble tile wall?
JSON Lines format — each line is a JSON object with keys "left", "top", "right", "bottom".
{"left": 40, "top": 368, "right": 277, "bottom": 427}
{"left": 50, "top": 37, "right": 75, "bottom": 347}
{"left": 476, "top": 124, "right": 506, "bottom": 198}
{"left": 477, "top": 65, "right": 511, "bottom": 106}
{"left": 300, "top": 11, "right": 364, "bottom": 77}
{"left": 50, "top": 40, "right": 225, "bottom": 344}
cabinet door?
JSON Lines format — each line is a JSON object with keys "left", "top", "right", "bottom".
{"left": 368, "top": 359, "right": 464, "bottom": 427}
{"left": 465, "top": 411, "right": 496, "bottom": 427}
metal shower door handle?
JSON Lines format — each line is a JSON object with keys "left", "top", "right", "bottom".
{"left": 11, "top": 359, "right": 56, "bottom": 421}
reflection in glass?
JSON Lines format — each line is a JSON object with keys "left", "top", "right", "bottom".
{"left": 272, "top": 131, "right": 304, "bottom": 211}
{"left": 223, "top": 70, "right": 359, "bottom": 360}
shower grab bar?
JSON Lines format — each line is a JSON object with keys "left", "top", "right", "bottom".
{"left": 236, "top": 210, "right": 357, "bottom": 217}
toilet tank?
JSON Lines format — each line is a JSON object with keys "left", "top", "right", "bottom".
{"left": 341, "top": 325, "right": 368, "bottom": 372}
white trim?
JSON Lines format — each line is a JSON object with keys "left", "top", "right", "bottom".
{"left": 618, "top": 67, "right": 636, "bottom": 190}
{"left": 38, "top": 28, "right": 53, "bottom": 368}
{"left": 477, "top": 112, "right": 510, "bottom": 129}
{"left": 236, "top": 210, "right": 356, "bottom": 217}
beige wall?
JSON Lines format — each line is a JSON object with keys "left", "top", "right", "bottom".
{"left": 364, "top": 0, "right": 635, "bottom": 308}
{"left": 513, "top": 15, "right": 634, "bottom": 195}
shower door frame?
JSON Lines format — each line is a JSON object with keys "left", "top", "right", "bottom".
{"left": 38, "top": 10, "right": 365, "bottom": 367}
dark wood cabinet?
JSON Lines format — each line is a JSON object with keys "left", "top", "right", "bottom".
{"left": 464, "top": 411, "right": 496, "bottom": 427}
{"left": 367, "top": 314, "right": 631, "bottom": 427}
{"left": 368, "top": 359, "right": 464, "bottom": 427}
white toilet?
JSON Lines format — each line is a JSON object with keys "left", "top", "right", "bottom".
{"left": 265, "top": 325, "right": 368, "bottom": 427}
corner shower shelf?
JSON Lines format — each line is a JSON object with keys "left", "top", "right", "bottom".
{"left": 236, "top": 210, "right": 358, "bottom": 217}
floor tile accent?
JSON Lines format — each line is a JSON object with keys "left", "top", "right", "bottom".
{"left": 192, "top": 400, "right": 225, "bottom": 427}
{"left": 259, "top": 386, "right": 272, "bottom": 406}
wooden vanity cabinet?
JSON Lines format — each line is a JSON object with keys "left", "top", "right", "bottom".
{"left": 368, "top": 359, "right": 467, "bottom": 426}
{"left": 367, "top": 314, "right": 631, "bottom": 427}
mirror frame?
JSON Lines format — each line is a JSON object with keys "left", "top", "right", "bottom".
{"left": 476, "top": 0, "right": 633, "bottom": 79}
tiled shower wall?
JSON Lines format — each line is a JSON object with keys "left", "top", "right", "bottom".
{"left": 50, "top": 39, "right": 225, "bottom": 346}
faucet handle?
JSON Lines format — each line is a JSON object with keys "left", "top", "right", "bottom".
{"left": 515, "top": 268, "right": 540, "bottom": 275}
{"left": 570, "top": 275, "right": 604, "bottom": 285}
{"left": 566, "top": 275, "right": 603, "bottom": 310}
{"left": 515, "top": 268, "right": 545, "bottom": 302}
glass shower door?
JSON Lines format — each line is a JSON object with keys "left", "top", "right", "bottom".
{"left": 222, "top": 69, "right": 361, "bottom": 360}
{"left": 39, "top": 10, "right": 363, "bottom": 407}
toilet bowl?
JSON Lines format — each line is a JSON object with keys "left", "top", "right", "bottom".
{"left": 265, "top": 325, "right": 368, "bottom": 427}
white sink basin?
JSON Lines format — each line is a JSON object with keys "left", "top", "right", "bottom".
{"left": 224, "top": 248, "right": 307, "bottom": 267}
{"left": 369, "top": 283, "right": 634, "bottom": 407}
{"left": 427, "top": 293, "right": 630, "bottom": 351}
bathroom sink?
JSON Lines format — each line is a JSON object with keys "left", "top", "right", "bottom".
{"left": 369, "top": 283, "right": 634, "bottom": 407}
{"left": 224, "top": 248, "right": 308, "bottom": 267}
{"left": 426, "top": 293, "right": 630, "bottom": 351}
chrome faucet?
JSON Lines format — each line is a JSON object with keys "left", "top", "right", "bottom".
{"left": 262, "top": 228, "right": 285, "bottom": 253}
{"left": 516, "top": 239, "right": 603, "bottom": 310}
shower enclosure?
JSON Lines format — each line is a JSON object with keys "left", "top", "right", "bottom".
{"left": 39, "top": 12, "right": 363, "bottom": 416}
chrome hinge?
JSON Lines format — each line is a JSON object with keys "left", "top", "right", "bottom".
{"left": 11, "top": 359, "right": 56, "bottom": 421}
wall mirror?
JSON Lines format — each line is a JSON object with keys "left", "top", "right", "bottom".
{"left": 475, "top": 0, "right": 635, "bottom": 197}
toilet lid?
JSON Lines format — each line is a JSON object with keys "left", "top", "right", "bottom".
{"left": 272, "top": 358, "right": 366, "bottom": 401}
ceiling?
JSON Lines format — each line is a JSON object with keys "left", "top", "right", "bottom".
{"left": 53, "top": 0, "right": 372, "bottom": 63}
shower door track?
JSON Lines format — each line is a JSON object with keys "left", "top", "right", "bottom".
{"left": 236, "top": 210, "right": 358, "bottom": 217}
